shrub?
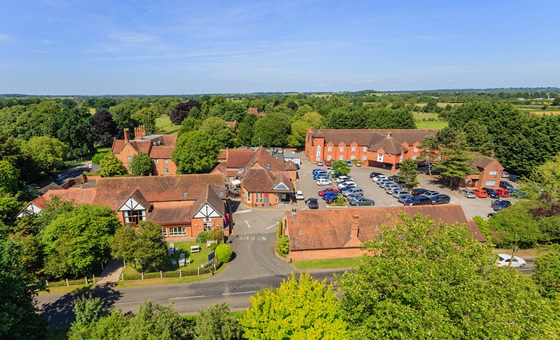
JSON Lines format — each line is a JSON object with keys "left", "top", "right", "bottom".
{"left": 91, "top": 152, "right": 107, "bottom": 165}
{"left": 277, "top": 220, "right": 282, "bottom": 238}
{"left": 210, "top": 243, "right": 218, "bottom": 251}
{"left": 215, "top": 244, "right": 232, "bottom": 263}
{"left": 473, "top": 216, "right": 491, "bottom": 239}
{"left": 208, "top": 229, "right": 224, "bottom": 242}
{"left": 276, "top": 235, "right": 289, "bottom": 257}
{"left": 197, "top": 231, "right": 209, "bottom": 243}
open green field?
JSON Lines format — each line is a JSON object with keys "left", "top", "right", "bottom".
{"left": 292, "top": 256, "right": 363, "bottom": 270}
{"left": 514, "top": 105, "right": 560, "bottom": 116}
{"left": 413, "top": 112, "right": 448, "bottom": 129}
{"left": 156, "top": 115, "right": 181, "bottom": 134}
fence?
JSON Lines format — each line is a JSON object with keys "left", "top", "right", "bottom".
{"left": 46, "top": 275, "right": 96, "bottom": 287}
{"left": 121, "top": 262, "right": 222, "bottom": 281}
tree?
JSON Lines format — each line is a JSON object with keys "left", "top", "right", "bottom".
{"left": 553, "top": 94, "right": 560, "bottom": 106}
{"left": 397, "top": 159, "right": 419, "bottom": 189}
{"left": 236, "top": 114, "right": 257, "bottom": 146}
{"left": 170, "top": 100, "right": 201, "bottom": 125}
{"left": 332, "top": 160, "right": 350, "bottom": 176}
{"left": 130, "top": 152, "right": 153, "bottom": 176}
{"left": 215, "top": 244, "right": 232, "bottom": 263}
{"left": 0, "top": 160, "right": 20, "bottom": 194}
{"left": 172, "top": 131, "right": 219, "bottom": 174}
{"left": 127, "top": 301, "right": 192, "bottom": 339}
{"left": 110, "top": 226, "right": 136, "bottom": 263}
{"left": 200, "top": 117, "right": 235, "bottom": 149}
{"left": 178, "top": 116, "right": 202, "bottom": 136}
{"left": 91, "top": 110, "right": 118, "bottom": 146}
{"left": 286, "top": 120, "right": 309, "bottom": 148}
{"left": 132, "top": 107, "right": 160, "bottom": 134}
{"left": 462, "top": 120, "right": 493, "bottom": 155}
{"left": 0, "top": 239, "right": 48, "bottom": 339}
{"left": 68, "top": 295, "right": 129, "bottom": 340}
{"left": 194, "top": 303, "right": 242, "bottom": 340}
{"left": 99, "top": 153, "right": 128, "bottom": 177}
{"left": 520, "top": 152, "right": 560, "bottom": 200}
{"left": 436, "top": 126, "right": 459, "bottom": 146}
{"left": 240, "top": 272, "right": 349, "bottom": 339}
{"left": 22, "top": 136, "right": 67, "bottom": 174}
{"left": 419, "top": 135, "right": 439, "bottom": 175}
{"left": 41, "top": 204, "right": 120, "bottom": 278}
{"left": 130, "top": 221, "right": 168, "bottom": 271}
{"left": 302, "top": 111, "right": 326, "bottom": 128}
{"left": 251, "top": 113, "right": 291, "bottom": 146}
{"left": 48, "top": 107, "right": 95, "bottom": 160}
{"left": 339, "top": 213, "right": 558, "bottom": 339}
{"left": 436, "top": 132, "right": 475, "bottom": 187}
{"left": 0, "top": 193, "right": 23, "bottom": 227}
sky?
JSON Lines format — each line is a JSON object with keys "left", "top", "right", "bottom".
{"left": 0, "top": 0, "right": 559, "bottom": 95}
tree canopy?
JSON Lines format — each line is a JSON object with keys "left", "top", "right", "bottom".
{"left": 91, "top": 109, "right": 118, "bottom": 146}
{"left": 100, "top": 153, "right": 128, "bottom": 177}
{"left": 130, "top": 152, "right": 153, "bottom": 176}
{"left": 111, "top": 221, "right": 167, "bottom": 272}
{"left": 172, "top": 131, "right": 219, "bottom": 174}
{"left": 251, "top": 113, "right": 291, "bottom": 146}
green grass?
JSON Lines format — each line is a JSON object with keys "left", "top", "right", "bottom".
{"left": 39, "top": 284, "right": 93, "bottom": 296}
{"left": 415, "top": 121, "right": 448, "bottom": 129}
{"left": 115, "top": 263, "right": 227, "bottom": 288}
{"left": 292, "top": 257, "right": 363, "bottom": 270}
{"left": 156, "top": 115, "right": 180, "bottom": 134}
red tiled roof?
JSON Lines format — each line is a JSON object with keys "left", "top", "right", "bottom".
{"left": 191, "top": 185, "right": 225, "bottom": 218}
{"left": 242, "top": 168, "right": 293, "bottom": 193}
{"left": 370, "top": 135, "right": 408, "bottom": 155}
{"left": 246, "top": 147, "right": 287, "bottom": 172}
{"left": 225, "top": 149, "right": 257, "bottom": 168}
{"left": 467, "top": 152, "right": 503, "bottom": 170}
{"left": 309, "top": 129, "right": 438, "bottom": 147}
{"left": 32, "top": 188, "right": 97, "bottom": 210}
{"left": 149, "top": 146, "right": 175, "bottom": 159}
{"left": 148, "top": 202, "right": 193, "bottom": 225}
{"left": 284, "top": 205, "right": 485, "bottom": 252}
{"left": 111, "top": 139, "right": 126, "bottom": 154}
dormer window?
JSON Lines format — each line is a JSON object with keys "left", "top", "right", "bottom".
{"left": 124, "top": 209, "right": 146, "bottom": 224}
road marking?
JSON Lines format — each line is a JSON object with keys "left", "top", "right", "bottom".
{"left": 235, "top": 210, "right": 252, "bottom": 214}
{"left": 114, "top": 300, "right": 144, "bottom": 306}
{"left": 245, "top": 220, "right": 251, "bottom": 228}
{"left": 222, "top": 290, "right": 257, "bottom": 296}
{"left": 169, "top": 295, "right": 206, "bottom": 300}
{"left": 237, "top": 236, "right": 267, "bottom": 241}
{"left": 266, "top": 223, "right": 277, "bottom": 230}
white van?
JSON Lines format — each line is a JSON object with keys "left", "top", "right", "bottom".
{"left": 316, "top": 178, "right": 331, "bottom": 186}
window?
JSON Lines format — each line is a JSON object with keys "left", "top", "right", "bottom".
{"left": 164, "top": 167, "right": 169, "bottom": 174}
{"left": 246, "top": 191, "right": 251, "bottom": 203}
{"left": 203, "top": 222, "right": 212, "bottom": 232}
{"left": 127, "top": 156, "right": 132, "bottom": 163}
{"left": 351, "top": 146, "right": 356, "bottom": 152}
{"left": 363, "top": 146, "right": 368, "bottom": 152}
{"left": 339, "top": 155, "right": 343, "bottom": 160}
{"left": 414, "top": 147, "right": 419, "bottom": 152}
{"left": 350, "top": 155, "right": 355, "bottom": 160}
{"left": 161, "top": 228, "right": 167, "bottom": 237}
{"left": 339, "top": 146, "right": 344, "bottom": 152}
{"left": 124, "top": 209, "right": 146, "bottom": 224}
{"left": 327, "top": 146, "right": 332, "bottom": 152}
{"left": 362, "top": 155, "right": 367, "bottom": 160}
{"left": 154, "top": 159, "right": 159, "bottom": 164}
{"left": 164, "top": 159, "right": 169, "bottom": 164}
{"left": 327, "top": 155, "right": 332, "bottom": 160}
{"left": 169, "top": 227, "right": 186, "bottom": 236}
{"left": 485, "top": 180, "right": 496, "bottom": 186}
{"left": 489, "top": 170, "right": 498, "bottom": 176}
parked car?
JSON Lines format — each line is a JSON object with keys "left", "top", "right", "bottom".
{"left": 509, "top": 174, "right": 521, "bottom": 183}
{"left": 422, "top": 190, "right": 440, "bottom": 199}
{"left": 430, "top": 194, "right": 451, "bottom": 205}
{"left": 379, "top": 180, "right": 395, "bottom": 188}
{"left": 458, "top": 189, "right": 476, "bottom": 198}
{"left": 472, "top": 188, "right": 488, "bottom": 198}
{"left": 317, "top": 161, "right": 324, "bottom": 166}
{"left": 313, "top": 173, "right": 329, "bottom": 180}
{"left": 492, "top": 200, "right": 511, "bottom": 211}
{"left": 397, "top": 193, "right": 414, "bottom": 203}
{"left": 348, "top": 196, "right": 375, "bottom": 206}
{"left": 499, "top": 181, "right": 514, "bottom": 190}
{"left": 318, "top": 187, "right": 339, "bottom": 196}
{"left": 494, "top": 188, "right": 511, "bottom": 197}
{"left": 295, "top": 191, "right": 305, "bottom": 200}
{"left": 56, "top": 173, "right": 69, "bottom": 181}
{"left": 336, "top": 176, "right": 352, "bottom": 183}
{"left": 404, "top": 196, "right": 431, "bottom": 206}
{"left": 501, "top": 171, "right": 509, "bottom": 178}
{"left": 317, "top": 178, "right": 332, "bottom": 186}
{"left": 322, "top": 191, "right": 340, "bottom": 200}
{"left": 369, "top": 172, "right": 382, "bottom": 178}
{"left": 354, "top": 161, "right": 362, "bottom": 167}
{"left": 372, "top": 175, "right": 388, "bottom": 182}
{"left": 345, "top": 160, "right": 353, "bottom": 167}
{"left": 342, "top": 187, "right": 363, "bottom": 197}
{"left": 388, "top": 175, "right": 399, "bottom": 182}
{"left": 305, "top": 198, "right": 319, "bottom": 209}
{"left": 325, "top": 160, "right": 332, "bottom": 166}
{"left": 295, "top": 163, "right": 300, "bottom": 170}
{"left": 312, "top": 168, "right": 326, "bottom": 175}
{"left": 496, "top": 254, "right": 526, "bottom": 268}
{"left": 325, "top": 196, "right": 343, "bottom": 204}
{"left": 385, "top": 185, "right": 401, "bottom": 195}
{"left": 337, "top": 181, "right": 357, "bottom": 190}
{"left": 510, "top": 189, "right": 526, "bottom": 198}
{"left": 392, "top": 189, "right": 409, "bottom": 198}
{"left": 482, "top": 187, "right": 500, "bottom": 199}
{"left": 411, "top": 188, "right": 429, "bottom": 196}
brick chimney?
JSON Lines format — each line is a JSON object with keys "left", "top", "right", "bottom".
{"left": 135, "top": 125, "right": 146, "bottom": 140}
{"left": 124, "top": 128, "right": 130, "bottom": 141}
{"left": 351, "top": 214, "right": 359, "bottom": 239}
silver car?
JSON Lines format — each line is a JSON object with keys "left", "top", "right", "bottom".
{"left": 398, "top": 193, "right": 413, "bottom": 203}
{"left": 385, "top": 185, "right": 401, "bottom": 194}
{"left": 392, "top": 189, "right": 409, "bottom": 198}
{"left": 459, "top": 189, "right": 476, "bottom": 198}
{"left": 379, "top": 180, "right": 395, "bottom": 188}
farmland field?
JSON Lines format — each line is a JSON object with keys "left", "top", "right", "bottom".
{"left": 413, "top": 112, "right": 448, "bottom": 129}
{"left": 156, "top": 115, "right": 180, "bottom": 134}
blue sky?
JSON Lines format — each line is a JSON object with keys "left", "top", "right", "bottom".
{"left": 0, "top": 0, "right": 559, "bottom": 95}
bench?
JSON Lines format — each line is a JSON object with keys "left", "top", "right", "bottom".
{"left": 191, "top": 245, "right": 201, "bottom": 253}
{"left": 179, "top": 258, "right": 190, "bottom": 267}
{"left": 206, "top": 240, "right": 217, "bottom": 248}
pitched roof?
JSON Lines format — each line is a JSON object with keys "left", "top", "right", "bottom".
{"left": 111, "top": 139, "right": 126, "bottom": 154}
{"left": 128, "top": 188, "right": 151, "bottom": 211}
{"left": 112, "top": 134, "right": 177, "bottom": 156}
{"left": 246, "top": 147, "right": 287, "bottom": 172}
{"left": 242, "top": 168, "right": 293, "bottom": 192}
{"left": 31, "top": 188, "right": 97, "bottom": 210}
{"left": 149, "top": 146, "right": 175, "bottom": 159}
{"left": 225, "top": 149, "right": 257, "bottom": 168}
{"left": 148, "top": 202, "right": 192, "bottom": 225}
{"left": 370, "top": 135, "right": 409, "bottom": 154}
{"left": 309, "top": 129, "right": 438, "bottom": 147}
{"left": 467, "top": 152, "right": 502, "bottom": 170}
{"left": 39, "top": 182, "right": 62, "bottom": 195}
{"left": 191, "top": 185, "right": 225, "bottom": 218}
{"left": 284, "top": 205, "right": 485, "bottom": 252}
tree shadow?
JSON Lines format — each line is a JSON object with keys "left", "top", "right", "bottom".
{"left": 39, "top": 283, "right": 123, "bottom": 329}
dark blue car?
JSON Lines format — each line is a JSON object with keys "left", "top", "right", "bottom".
{"left": 322, "top": 192, "right": 340, "bottom": 200}
{"left": 482, "top": 187, "right": 500, "bottom": 199}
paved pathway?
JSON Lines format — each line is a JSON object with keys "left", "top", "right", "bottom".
{"left": 94, "top": 259, "right": 124, "bottom": 288}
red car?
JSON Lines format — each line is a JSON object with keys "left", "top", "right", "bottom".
{"left": 495, "top": 188, "right": 510, "bottom": 197}
{"left": 318, "top": 187, "right": 339, "bottom": 196}
{"left": 325, "top": 160, "right": 332, "bottom": 166}
{"left": 472, "top": 189, "right": 488, "bottom": 198}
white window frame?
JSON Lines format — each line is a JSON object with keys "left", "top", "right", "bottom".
{"left": 489, "top": 170, "right": 498, "bottom": 176}
{"left": 350, "top": 155, "right": 355, "bottom": 160}
{"left": 351, "top": 146, "right": 356, "bottom": 152}
{"left": 338, "top": 155, "right": 343, "bottom": 160}
{"left": 124, "top": 209, "right": 146, "bottom": 224}
{"left": 164, "top": 159, "right": 169, "bottom": 164}
{"left": 327, "top": 155, "right": 332, "bottom": 160}
{"left": 377, "top": 152, "right": 384, "bottom": 162}
{"left": 161, "top": 228, "right": 167, "bottom": 237}
{"left": 327, "top": 146, "right": 332, "bottom": 152}
{"left": 154, "top": 159, "right": 159, "bottom": 164}
{"left": 363, "top": 146, "right": 368, "bottom": 152}
{"left": 246, "top": 191, "right": 251, "bottom": 203}
{"left": 164, "top": 167, "right": 169, "bottom": 174}
{"left": 127, "top": 156, "right": 132, "bottom": 163}
{"left": 339, "top": 146, "right": 344, "bottom": 152}
{"left": 362, "top": 155, "right": 367, "bottom": 160}
{"left": 414, "top": 147, "right": 419, "bottom": 152}
{"left": 485, "top": 180, "right": 496, "bottom": 187}
{"left": 169, "top": 227, "right": 186, "bottom": 236}
{"left": 203, "top": 222, "right": 212, "bottom": 232}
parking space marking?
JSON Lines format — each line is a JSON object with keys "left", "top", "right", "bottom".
{"left": 169, "top": 295, "right": 206, "bottom": 300}
{"left": 244, "top": 220, "right": 251, "bottom": 228}
{"left": 266, "top": 223, "right": 277, "bottom": 230}
{"left": 222, "top": 290, "right": 256, "bottom": 296}
{"left": 235, "top": 210, "right": 253, "bottom": 214}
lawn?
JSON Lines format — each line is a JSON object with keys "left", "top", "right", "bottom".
{"left": 415, "top": 120, "right": 448, "bottom": 129}
{"left": 116, "top": 263, "right": 227, "bottom": 288}
{"left": 292, "top": 257, "right": 363, "bottom": 270}
{"left": 39, "top": 284, "right": 93, "bottom": 296}
{"left": 156, "top": 115, "right": 180, "bottom": 134}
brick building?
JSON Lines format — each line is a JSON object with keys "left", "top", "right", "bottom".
{"left": 19, "top": 174, "right": 228, "bottom": 239}
{"left": 464, "top": 153, "right": 504, "bottom": 189}
{"left": 282, "top": 205, "right": 485, "bottom": 261}
{"left": 212, "top": 147, "right": 297, "bottom": 206}
{"left": 111, "top": 126, "right": 178, "bottom": 175}
{"left": 305, "top": 128, "right": 438, "bottom": 172}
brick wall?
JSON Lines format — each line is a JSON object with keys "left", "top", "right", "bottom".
{"left": 290, "top": 247, "right": 364, "bottom": 261}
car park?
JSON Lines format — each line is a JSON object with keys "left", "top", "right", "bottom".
{"left": 317, "top": 178, "right": 332, "bottom": 186}
{"left": 317, "top": 161, "right": 324, "bottom": 166}
{"left": 295, "top": 191, "right": 305, "bottom": 200}
{"left": 508, "top": 174, "right": 521, "bottom": 183}
{"left": 379, "top": 180, "right": 395, "bottom": 188}
{"left": 372, "top": 175, "right": 388, "bottom": 182}
{"left": 411, "top": 188, "right": 429, "bottom": 196}
{"left": 318, "top": 187, "right": 339, "bottom": 196}
{"left": 482, "top": 187, "right": 500, "bottom": 199}
{"left": 501, "top": 171, "right": 509, "bottom": 178}
{"left": 354, "top": 161, "right": 362, "bottom": 167}
{"left": 342, "top": 187, "right": 363, "bottom": 197}
{"left": 338, "top": 181, "right": 356, "bottom": 190}
{"left": 404, "top": 196, "right": 431, "bottom": 206}
{"left": 492, "top": 200, "right": 511, "bottom": 211}
{"left": 495, "top": 188, "right": 510, "bottom": 197}
{"left": 369, "top": 172, "right": 383, "bottom": 178}
{"left": 325, "top": 195, "right": 343, "bottom": 204}
{"left": 336, "top": 176, "right": 352, "bottom": 183}
{"left": 348, "top": 196, "right": 375, "bottom": 206}
{"left": 325, "top": 160, "right": 332, "bottom": 166}
{"left": 312, "top": 168, "right": 325, "bottom": 174}
{"left": 458, "top": 189, "right": 476, "bottom": 198}
{"left": 313, "top": 173, "right": 329, "bottom": 180}
{"left": 430, "top": 194, "right": 450, "bottom": 205}
{"left": 422, "top": 190, "right": 440, "bottom": 199}
{"left": 56, "top": 173, "right": 69, "bottom": 181}
{"left": 392, "top": 189, "right": 409, "bottom": 198}
{"left": 472, "top": 189, "right": 488, "bottom": 198}
{"left": 385, "top": 185, "right": 401, "bottom": 195}
{"left": 305, "top": 198, "right": 319, "bottom": 209}
{"left": 496, "top": 254, "right": 526, "bottom": 268}
{"left": 345, "top": 160, "right": 353, "bottom": 167}
{"left": 397, "top": 193, "right": 413, "bottom": 203}
{"left": 322, "top": 191, "right": 340, "bottom": 200}
{"left": 500, "top": 181, "right": 514, "bottom": 190}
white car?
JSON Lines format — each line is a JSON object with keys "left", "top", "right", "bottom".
{"left": 337, "top": 181, "right": 356, "bottom": 190}
{"left": 372, "top": 175, "right": 388, "bottom": 182}
{"left": 335, "top": 176, "right": 352, "bottom": 183}
{"left": 295, "top": 191, "right": 305, "bottom": 200}
{"left": 316, "top": 178, "right": 331, "bottom": 186}
{"left": 496, "top": 254, "right": 526, "bottom": 268}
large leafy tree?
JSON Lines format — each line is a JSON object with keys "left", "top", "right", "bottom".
{"left": 130, "top": 152, "right": 153, "bottom": 176}
{"left": 286, "top": 120, "right": 309, "bottom": 148}
{"left": 251, "top": 113, "right": 291, "bottom": 146}
{"left": 91, "top": 109, "right": 118, "bottom": 146}
{"left": 419, "top": 135, "right": 439, "bottom": 175}
{"left": 340, "top": 213, "right": 558, "bottom": 339}
{"left": 0, "top": 239, "right": 48, "bottom": 339}
{"left": 48, "top": 107, "right": 95, "bottom": 159}
{"left": 172, "top": 131, "right": 219, "bottom": 174}
{"left": 40, "top": 204, "right": 120, "bottom": 278}
{"left": 0, "top": 160, "right": 20, "bottom": 194}
{"left": 199, "top": 117, "right": 235, "bottom": 149}
{"left": 170, "top": 100, "right": 201, "bottom": 125}
{"left": 332, "top": 160, "right": 351, "bottom": 176}
{"left": 397, "top": 158, "right": 419, "bottom": 189}
{"left": 127, "top": 301, "right": 192, "bottom": 339}
{"left": 132, "top": 107, "right": 160, "bottom": 134}
{"left": 436, "top": 131, "right": 475, "bottom": 187}
{"left": 462, "top": 120, "right": 494, "bottom": 155}
{"left": 100, "top": 153, "right": 128, "bottom": 177}
{"left": 111, "top": 221, "right": 167, "bottom": 271}
{"left": 240, "top": 272, "right": 349, "bottom": 339}
{"left": 532, "top": 248, "right": 560, "bottom": 298}
{"left": 236, "top": 114, "right": 257, "bottom": 146}
{"left": 22, "top": 136, "right": 67, "bottom": 174}
{"left": 194, "top": 303, "right": 242, "bottom": 340}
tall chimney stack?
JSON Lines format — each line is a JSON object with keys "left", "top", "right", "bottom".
{"left": 351, "top": 214, "right": 359, "bottom": 239}
{"left": 135, "top": 125, "right": 146, "bottom": 140}
{"left": 124, "top": 128, "right": 130, "bottom": 141}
